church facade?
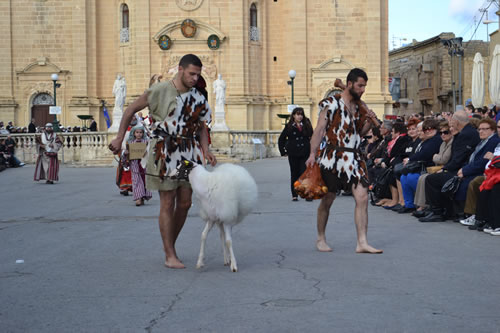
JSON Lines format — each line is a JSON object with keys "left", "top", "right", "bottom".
{"left": 0, "top": 0, "right": 391, "bottom": 131}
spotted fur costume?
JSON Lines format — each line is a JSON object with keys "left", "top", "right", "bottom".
{"left": 318, "top": 95, "right": 370, "bottom": 190}
{"left": 149, "top": 85, "right": 211, "bottom": 180}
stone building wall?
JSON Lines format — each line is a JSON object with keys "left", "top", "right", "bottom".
{"left": 1, "top": 0, "right": 391, "bottom": 131}
{"left": 390, "top": 33, "right": 490, "bottom": 115}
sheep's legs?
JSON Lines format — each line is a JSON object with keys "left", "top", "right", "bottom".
{"left": 223, "top": 224, "right": 238, "bottom": 272}
{"left": 218, "top": 224, "right": 230, "bottom": 266}
{"left": 196, "top": 220, "right": 215, "bottom": 269}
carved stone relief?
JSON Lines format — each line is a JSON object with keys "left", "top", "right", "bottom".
{"left": 176, "top": 0, "right": 203, "bottom": 11}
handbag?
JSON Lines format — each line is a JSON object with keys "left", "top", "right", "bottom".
{"left": 426, "top": 165, "right": 443, "bottom": 174}
{"left": 441, "top": 176, "right": 461, "bottom": 197}
{"left": 402, "top": 161, "right": 424, "bottom": 175}
{"left": 372, "top": 167, "right": 393, "bottom": 199}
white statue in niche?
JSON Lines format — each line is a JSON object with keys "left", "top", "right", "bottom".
{"left": 213, "top": 74, "right": 226, "bottom": 107}
{"left": 211, "top": 74, "right": 229, "bottom": 131}
{"left": 109, "top": 74, "right": 127, "bottom": 132}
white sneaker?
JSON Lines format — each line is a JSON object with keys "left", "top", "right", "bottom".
{"left": 459, "top": 215, "right": 476, "bottom": 226}
{"left": 483, "top": 226, "right": 495, "bottom": 234}
{"left": 489, "top": 228, "right": 500, "bottom": 236}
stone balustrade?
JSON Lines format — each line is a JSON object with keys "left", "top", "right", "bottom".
{"left": 0, "top": 132, "right": 115, "bottom": 166}
{"left": 1, "top": 130, "right": 284, "bottom": 166}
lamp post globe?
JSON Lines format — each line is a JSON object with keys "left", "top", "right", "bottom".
{"left": 288, "top": 69, "right": 296, "bottom": 105}
{"left": 51, "top": 73, "right": 61, "bottom": 132}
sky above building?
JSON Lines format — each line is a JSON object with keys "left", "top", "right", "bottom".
{"left": 389, "top": 0, "right": 500, "bottom": 49}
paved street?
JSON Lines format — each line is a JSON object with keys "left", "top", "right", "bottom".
{"left": 1, "top": 158, "right": 499, "bottom": 332}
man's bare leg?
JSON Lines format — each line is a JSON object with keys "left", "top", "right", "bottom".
{"left": 316, "top": 192, "right": 336, "bottom": 252}
{"left": 172, "top": 186, "right": 193, "bottom": 245}
{"left": 158, "top": 189, "right": 188, "bottom": 268}
{"left": 351, "top": 183, "right": 383, "bottom": 254}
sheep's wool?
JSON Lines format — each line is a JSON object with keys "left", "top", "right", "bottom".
{"left": 318, "top": 96, "right": 368, "bottom": 187}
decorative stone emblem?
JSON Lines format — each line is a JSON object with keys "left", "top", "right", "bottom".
{"left": 181, "top": 19, "right": 197, "bottom": 38}
{"left": 158, "top": 35, "right": 172, "bottom": 50}
{"left": 176, "top": 0, "right": 203, "bottom": 12}
{"left": 207, "top": 34, "right": 220, "bottom": 50}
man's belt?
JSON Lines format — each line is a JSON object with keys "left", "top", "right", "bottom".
{"left": 153, "top": 128, "right": 195, "bottom": 141}
{"left": 330, "top": 146, "right": 361, "bottom": 154}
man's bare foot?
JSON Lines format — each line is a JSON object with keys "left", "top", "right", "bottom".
{"left": 165, "top": 258, "right": 185, "bottom": 269}
{"left": 356, "top": 244, "right": 383, "bottom": 254}
{"left": 316, "top": 239, "right": 333, "bottom": 252}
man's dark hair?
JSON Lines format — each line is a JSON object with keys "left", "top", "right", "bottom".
{"left": 346, "top": 68, "right": 368, "bottom": 85}
{"left": 392, "top": 121, "right": 407, "bottom": 134}
{"left": 179, "top": 54, "right": 203, "bottom": 68}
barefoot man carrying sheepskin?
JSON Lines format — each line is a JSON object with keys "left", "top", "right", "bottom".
{"left": 306, "top": 68, "right": 383, "bottom": 254}
{"left": 109, "top": 54, "right": 217, "bottom": 268}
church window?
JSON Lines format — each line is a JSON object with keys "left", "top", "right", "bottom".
{"left": 120, "top": 4, "right": 130, "bottom": 43}
{"left": 250, "top": 3, "right": 259, "bottom": 41}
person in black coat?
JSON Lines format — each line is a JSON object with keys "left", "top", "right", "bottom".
{"left": 455, "top": 118, "right": 499, "bottom": 204}
{"left": 28, "top": 118, "right": 36, "bottom": 133}
{"left": 399, "top": 118, "right": 442, "bottom": 213}
{"left": 89, "top": 118, "right": 97, "bottom": 132}
{"left": 420, "top": 111, "right": 481, "bottom": 222}
{"left": 376, "top": 121, "right": 411, "bottom": 208}
{"left": 278, "top": 107, "right": 313, "bottom": 201}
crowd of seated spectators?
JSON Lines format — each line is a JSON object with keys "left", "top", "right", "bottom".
{"left": 364, "top": 104, "right": 500, "bottom": 236}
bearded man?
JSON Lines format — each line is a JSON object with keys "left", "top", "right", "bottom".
{"left": 109, "top": 54, "right": 216, "bottom": 269}
{"left": 306, "top": 68, "right": 383, "bottom": 254}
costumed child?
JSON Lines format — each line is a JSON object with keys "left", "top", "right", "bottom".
{"left": 126, "top": 125, "right": 152, "bottom": 206}
{"left": 116, "top": 120, "right": 136, "bottom": 196}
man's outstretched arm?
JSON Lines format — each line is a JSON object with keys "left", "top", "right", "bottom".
{"left": 109, "top": 92, "right": 149, "bottom": 154}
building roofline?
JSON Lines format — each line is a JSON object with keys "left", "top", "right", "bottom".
{"left": 389, "top": 33, "right": 455, "bottom": 56}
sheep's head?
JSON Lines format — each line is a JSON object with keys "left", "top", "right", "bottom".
{"left": 171, "top": 158, "right": 196, "bottom": 180}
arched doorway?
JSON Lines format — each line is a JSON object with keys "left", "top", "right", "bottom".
{"left": 31, "top": 93, "right": 55, "bottom": 127}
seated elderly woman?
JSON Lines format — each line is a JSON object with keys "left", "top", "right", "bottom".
{"left": 398, "top": 119, "right": 442, "bottom": 213}
{"left": 460, "top": 139, "right": 500, "bottom": 227}
{"left": 364, "top": 126, "right": 385, "bottom": 184}
{"left": 374, "top": 121, "right": 411, "bottom": 209}
{"left": 412, "top": 121, "right": 454, "bottom": 217}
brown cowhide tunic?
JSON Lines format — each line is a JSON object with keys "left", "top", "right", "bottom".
{"left": 149, "top": 85, "right": 211, "bottom": 179}
{"left": 318, "top": 96, "right": 369, "bottom": 189}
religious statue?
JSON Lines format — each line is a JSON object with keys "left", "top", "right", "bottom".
{"left": 213, "top": 74, "right": 226, "bottom": 107}
{"left": 112, "top": 74, "right": 127, "bottom": 111}
{"left": 211, "top": 74, "right": 229, "bottom": 131}
{"left": 109, "top": 74, "right": 127, "bottom": 132}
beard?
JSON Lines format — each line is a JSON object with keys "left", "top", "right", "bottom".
{"left": 349, "top": 88, "right": 361, "bottom": 101}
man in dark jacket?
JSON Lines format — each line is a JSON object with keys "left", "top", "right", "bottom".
{"left": 28, "top": 118, "right": 36, "bottom": 133}
{"left": 420, "top": 110, "right": 481, "bottom": 222}
{"left": 455, "top": 119, "right": 499, "bottom": 203}
{"left": 89, "top": 118, "right": 97, "bottom": 132}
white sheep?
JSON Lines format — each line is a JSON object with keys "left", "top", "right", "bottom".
{"left": 174, "top": 159, "right": 258, "bottom": 272}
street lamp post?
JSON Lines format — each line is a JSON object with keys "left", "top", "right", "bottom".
{"left": 287, "top": 69, "right": 296, "bottom": 104}
{"left": 51, "top": 73, "right": 62, "bottom": 132}
{"left": 441, "top": 38, "right": 464, "bottom": 111}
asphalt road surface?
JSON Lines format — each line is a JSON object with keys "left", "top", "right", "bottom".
{"left": 1, "top": 158, "right": 499, "bottom": 332}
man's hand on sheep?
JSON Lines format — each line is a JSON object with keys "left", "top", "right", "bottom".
{"left": 206, "top": 151, "right": 217, "bottom": 166}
